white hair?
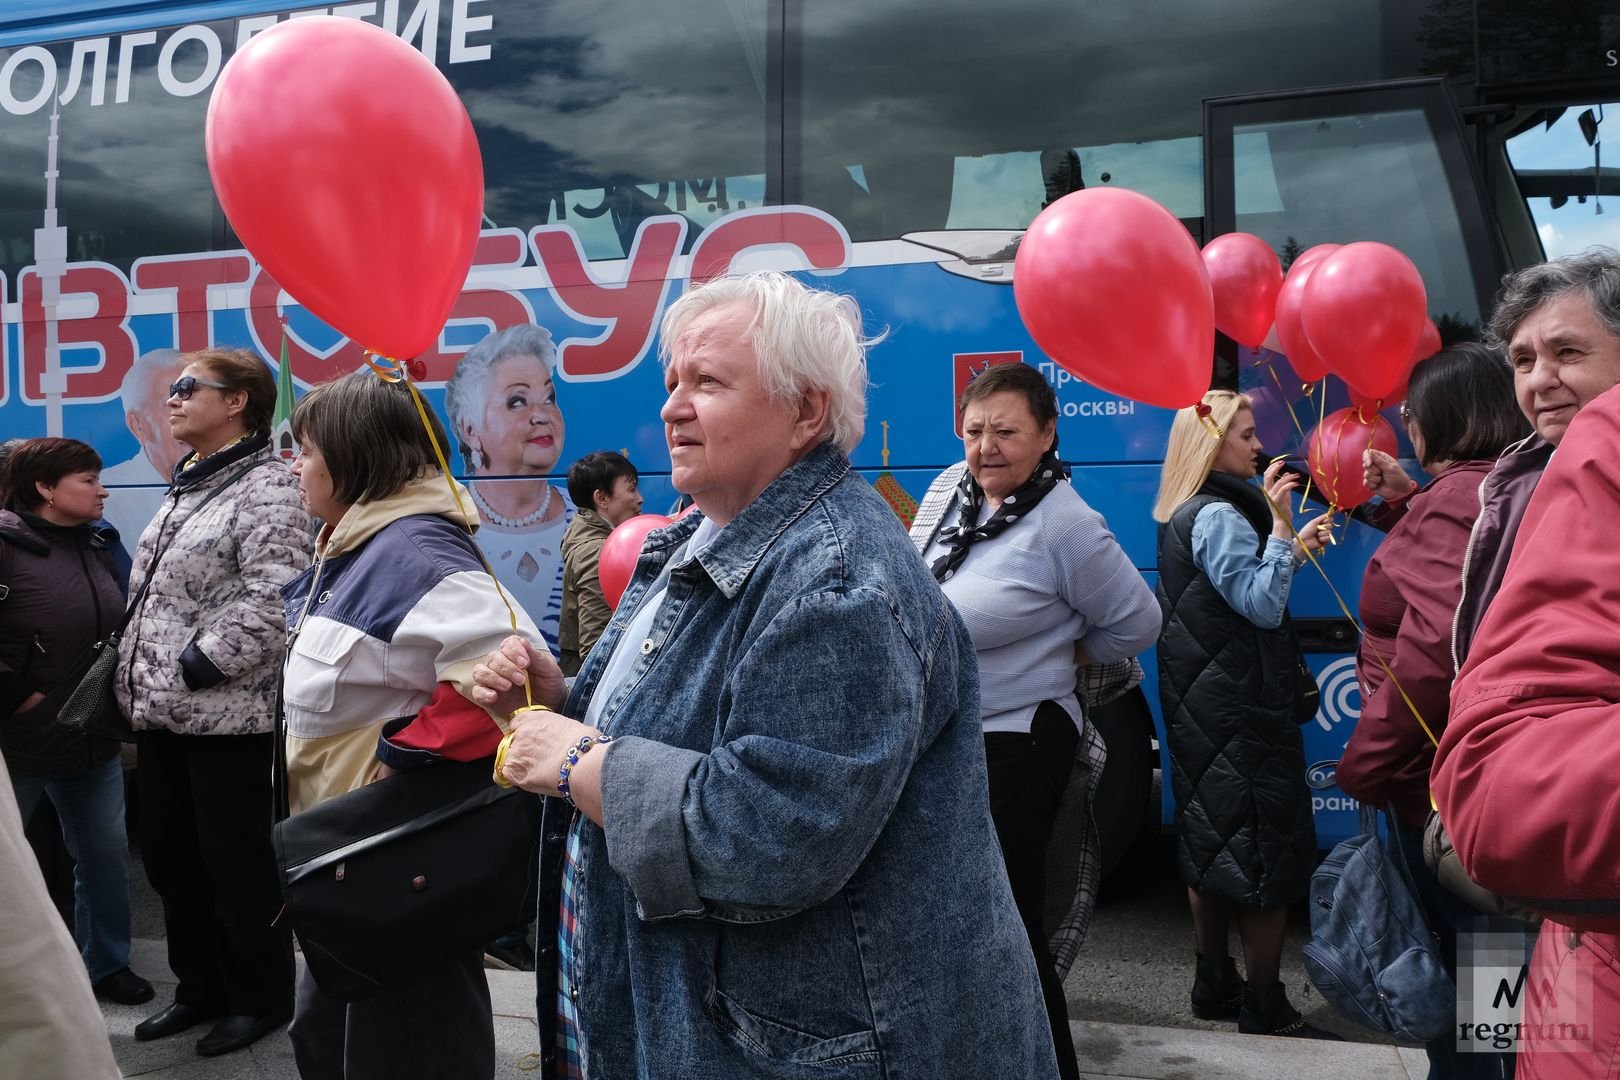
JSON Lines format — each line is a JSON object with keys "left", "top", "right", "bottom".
{"left": 121, "top": 348, "right": 185, "bottom": 413}
{"left": 443, "top": 324, "right": 559, "bottom": 471}
{"left": 658, "top": 272, "right": 876, "bottom": 454}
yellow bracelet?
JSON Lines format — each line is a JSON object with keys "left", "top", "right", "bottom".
{"left": 493, "top": 704, "right": 553, "bottom": 788}
{"left": 493, "top": 730, "right": 518, "bottom": 789}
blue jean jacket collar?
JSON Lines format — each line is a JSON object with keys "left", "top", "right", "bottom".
{"left": 645, "top": 440, "right": 850, "bottom": 599}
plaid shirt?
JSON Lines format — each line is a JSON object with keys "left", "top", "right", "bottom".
{"left": 555, "top": 817, "right": 585, "bottom": 1079}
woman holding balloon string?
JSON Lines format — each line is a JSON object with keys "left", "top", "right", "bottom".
{"left": 282, "top": 371, "right": 544, "bottom": 1080}
{"left": 445, "top": 325, "right": 575, "bottom": 656}
{"left": 1337, "top": 343, "right": 1528, "bottom": 1080}
{"left": 1153, "top": 389, "right": 1338, "bottom": 1039}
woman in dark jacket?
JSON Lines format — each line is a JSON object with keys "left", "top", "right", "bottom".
{"left": 1338, "top": 343, "right": 1529, "bottom": 1080}
{"left": 0, "top": 437, "right": 153, "bottom": 1006}
{"left": 1152, "top": 390, "right": 1333, "bottom": 1038}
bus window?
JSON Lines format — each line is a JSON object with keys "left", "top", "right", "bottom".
{"left": 1228, "top": 108, "right": 1484, "bottom": 333}
{"left": 0, "top": 19, "right": 228, "bottom": 280}
{"left": 796, "top": 0, "right": 1449, "bottom": 241}
{"left": 454, "top": 0, "right": 769, "bottom": 264}
{"left": 1505, "top": 103, "right": 1620, "bottom": 259}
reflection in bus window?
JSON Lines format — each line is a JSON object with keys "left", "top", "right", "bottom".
{"left": 1231, "top": 109, "right": 1481, "bottom": 332}
{"left": 0, "top": 21, "right": 224, "bottom": 280}
{"left": 451, "top": 0, "right": 768, "bottom": 263}
{"left": 799, "top": 0, "right": 1448, "bottom": 241}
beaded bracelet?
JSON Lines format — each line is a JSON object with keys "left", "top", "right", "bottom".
{"left": 557, "top": 733, "right": 614, "bottom": 809}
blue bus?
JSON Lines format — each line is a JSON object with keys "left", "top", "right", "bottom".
{"left": 0, "top": 0, "right": 1615, "bottom": 860}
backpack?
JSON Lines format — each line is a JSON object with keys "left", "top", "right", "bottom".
{"left": 1302, "top": 805, "right": 1454, "bottom": 1042}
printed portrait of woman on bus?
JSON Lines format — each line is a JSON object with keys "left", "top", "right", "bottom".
{"left": 444, "top": 324, "right": 574, "bottom": 653}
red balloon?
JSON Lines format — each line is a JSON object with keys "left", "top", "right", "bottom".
{"left": 1202, "top": 233, "right": 1283, "bottom": 348}
{"left": 598, "top": 514, "right": 673, "bottom": 610}
{"left": 1347, "top": 319, "right": 1436, "bottom": 413}
{"left": 206, "top": 17, "right": 484, "bottom": 360}
{"left": 1348, "top": 370, "right": 1410, "bottom": 416}
{"left": 1290, "top": 243, "right": 1341, "bottom": 274}
{"left": 1014, "top": 188, "right": 1213, "bottom": 410}
{"left": 1302, "top": 243, "right": 1428, "bottom": 402}
{"left": 673, "top": 502, "right": 700, "bottom": 521}
{"left": 1306, "top": 408, "right": 1399, "bottom": 509}
{"left": 1413, "top": 318, "right": 1441, "bottom": 364}
{"left": 1274, "top": 260, "right": 1333, "bottom": 382}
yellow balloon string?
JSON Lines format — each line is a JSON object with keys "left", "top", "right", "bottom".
{"left": 1263, "top": 357, "right": 1311, "bottom": 447}
{"left": 368, "top": 351, "right": 534, "bottom": 714}
{"left": 1261, "top": 466, "right": 1440, "bottom": 752}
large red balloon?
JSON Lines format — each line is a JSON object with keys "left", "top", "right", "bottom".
{"left": 599, "top": 514, "right": 673, "bottom": 610}
{"left": 1306, "top": 408, "right": 1399, "bottom": 509}
{"left": 206, "top": 17, "right": 484, "bottom": 360}
{"left": 1274, "top": 260, "right": 1333, "bottom": 382}
{"left": 1347, "top": 318, "right": 1438, "bottom": 414}
{"left": 1202, "top": 233, "right": 1283, "bottom": 348}
{"left": 1302, "top": 243, "right": 1428, "bottom": 402}
{"left": 1289, "top": 243, "right": 1341, "bottom": 275}
{"left": 1014, "top": 188, "right": 1213, "bottom": 410}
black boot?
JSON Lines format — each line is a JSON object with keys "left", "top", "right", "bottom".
{"left": 1190, "top": 953, "right": 1244, "bottom": 1020}
{"left": 1238, "top": 981, "right": 1343, "bottom": 1040}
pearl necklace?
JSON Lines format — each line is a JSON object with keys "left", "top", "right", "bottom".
{"left": 471, "top": 482, "right": 553, "bottom": 529}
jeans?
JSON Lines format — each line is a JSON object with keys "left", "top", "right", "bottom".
{"left": 1394, "top": 821, "right": 1517, "bottom": 1080}
{"left": 11, "top": 754, "right": 133, "bottom": 982}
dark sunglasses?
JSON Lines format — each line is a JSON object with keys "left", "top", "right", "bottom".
{"left": 168, "top": 375, "right": 230, "bottom": 401}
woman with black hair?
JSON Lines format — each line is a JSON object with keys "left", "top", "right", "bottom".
{"left": 1339, "top": 341, "right": 1531, "bottom": 1080}
{"left": 0, "top": 438, "right": 152, "bottom": 1008}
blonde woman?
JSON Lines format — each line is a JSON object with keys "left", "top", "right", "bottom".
{"left": 1153, "top": 389, "right": 1334, "bottom": 1040}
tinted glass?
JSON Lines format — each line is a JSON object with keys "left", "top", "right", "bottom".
{"left": 1232, "top": 109, "right": 1481, "bottom": 330}
{"left": 0, "top": 21, "right": 225, "bottom": 279}
{"left": 797, "top": 0, "right": 1444, "bottom": 240}
{"left": 451, "top": 0, "right": 769, "bottom": 262}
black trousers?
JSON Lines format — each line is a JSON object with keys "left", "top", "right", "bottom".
{"left": 137, "top": 729, "right": 294, "bottom": 1017}
{"left": 985, "top": 701, "right": 1081, "bottom": 1080}
{"left": 289, "top": 948, "right": 494, "bottom": 1080}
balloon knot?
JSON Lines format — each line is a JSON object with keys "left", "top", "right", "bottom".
{"left": 405, "top": 358, "right": 427, "bottom": 382}
{"left": 1195, "top": 402, "right": 1212, "bottom": 419}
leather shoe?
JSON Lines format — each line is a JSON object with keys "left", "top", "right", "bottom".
{"left": 196, "top": 1010, "right": 292, "bottom": 1057}
{"left": 135, "top": 1002, "right": 223, "bottom": 1042}
{"left": 92, "top": 967, "right": 155, "bottom": 1006}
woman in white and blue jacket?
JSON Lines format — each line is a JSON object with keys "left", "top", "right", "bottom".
{"left": 280, "top": 372, "right": 542, "bottom": 1080}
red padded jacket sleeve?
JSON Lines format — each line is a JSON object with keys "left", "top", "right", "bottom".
{"left": 1436, "top": 388, "right": 1620, "bottom": 927}
{"left": 1338, "top": 470, "right": 1479, "bottom": 826}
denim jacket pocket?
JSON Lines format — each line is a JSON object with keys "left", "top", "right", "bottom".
{"left": 704, "top": 987, "right": 881, "bottom": 1074}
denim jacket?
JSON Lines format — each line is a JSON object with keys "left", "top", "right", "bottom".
{"left": 533, "top": 441, "right": 1057, "bottom": 1079}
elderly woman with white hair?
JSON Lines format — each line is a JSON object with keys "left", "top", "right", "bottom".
{"left": 470, "top": 271, "right": 1060, "bottom": 1079}
{"left": 444, "top": 324, "right": 573, "bottom": 652}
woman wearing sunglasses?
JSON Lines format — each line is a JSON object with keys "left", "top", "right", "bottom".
{"left": 115, "top": 348, "right": 312, "bottom": 1058}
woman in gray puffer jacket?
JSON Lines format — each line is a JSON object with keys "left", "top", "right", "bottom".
{"left": 115, "top": 348, "right": 311, "bottom": 1059}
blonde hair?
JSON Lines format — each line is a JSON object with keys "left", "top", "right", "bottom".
{"left": 1152, "top": 390, "right": 1252, "bottom": 523}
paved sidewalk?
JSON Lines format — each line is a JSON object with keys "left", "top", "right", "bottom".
{"left": 107, "top": 938, "right": 1428, "bottom": 1079}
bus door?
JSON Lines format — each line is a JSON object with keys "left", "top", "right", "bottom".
{"left": 1201, "top": 78, "right": 1503, "bottom": 844}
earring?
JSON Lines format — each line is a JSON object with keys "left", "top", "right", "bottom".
{"left": 47, "top": 497, "right": 54, "bottom": 509}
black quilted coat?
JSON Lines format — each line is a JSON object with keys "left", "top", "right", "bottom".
{"left": 1155, "top": 472, "right": 1316, "bottom": 909}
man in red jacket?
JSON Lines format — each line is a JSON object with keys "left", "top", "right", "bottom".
{"left": 1435, "top": 254, "right": 1620, "bottom": 1078}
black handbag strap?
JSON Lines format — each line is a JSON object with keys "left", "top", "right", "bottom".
{"left": 115, "top": 457, "right": 262, "bottom": 640}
